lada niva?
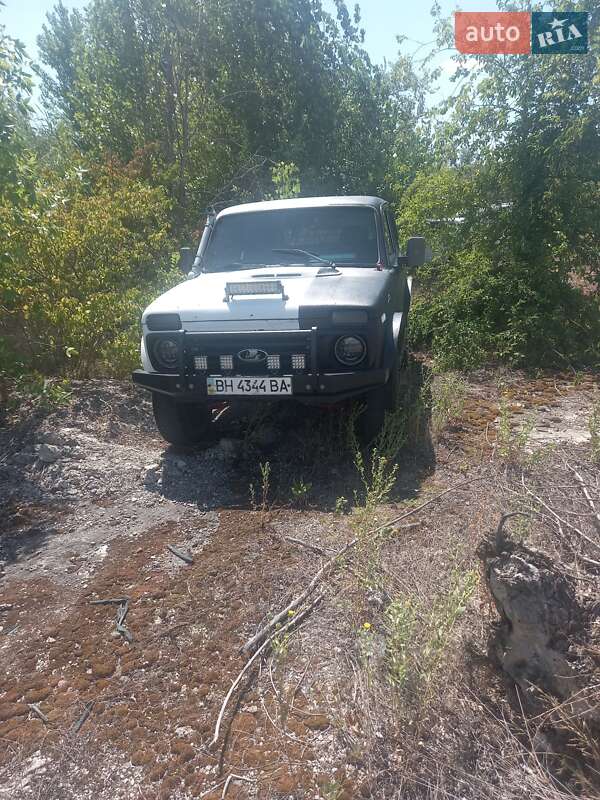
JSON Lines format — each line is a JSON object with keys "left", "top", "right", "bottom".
{"left": 132, "top": 196, "right": 429, "bottom": 445}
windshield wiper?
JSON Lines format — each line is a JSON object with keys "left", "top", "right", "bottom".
{"left": 272, "top": 248, "right": 335, "bottom": 267}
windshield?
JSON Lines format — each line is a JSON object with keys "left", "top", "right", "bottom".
{"left": 202, "top": 206, "right": 379, "bottom": 272}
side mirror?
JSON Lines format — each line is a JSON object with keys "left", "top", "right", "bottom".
{"left": 178, "top": 247, "right": 195, "bottom": 274}
{"left": 406, "top": 237, "right": 428, "bottom": 268}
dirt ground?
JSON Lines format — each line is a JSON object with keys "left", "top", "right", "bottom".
{"left": 0, "top": 366, "right": 599, "bottom": 799}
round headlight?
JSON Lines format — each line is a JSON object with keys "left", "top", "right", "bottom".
{"left": 334, "top": 335, "right": 366, "bottom": 366}
{"left": 154, "top": 337, "right": 179, "bottom": 369}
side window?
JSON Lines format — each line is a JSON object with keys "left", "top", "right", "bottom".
{"left": 381, "top": 206, "right": 396, "bottom": 265}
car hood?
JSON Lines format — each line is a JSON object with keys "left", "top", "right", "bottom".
{"left": 142, "top": 266, "right": 389, "bottom": 329}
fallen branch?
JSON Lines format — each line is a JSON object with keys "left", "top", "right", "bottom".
{"left": 89, "top": 597, "right": 129, "bottom": 606}
{"left": 72, "top": 701, "right": 94, "bottom": 734}
{"left": 167, "top": 544, "right": 194, "bottom": 564}
{"left": 568, "top": 464, "right": 600, "bottom": 533}
{"left": 115, "top": 601, "right": 133, "bottom": 643}
{"left": 521, "top": 475, "right": 600, "bottom": 556}
{"left": 221, "top": 773, "right": 253, "bottom": 799}
{"left": 242, "top": 474, "right": 483, "bottom": 654}
{"left": 211, "top": 594, "right": 322, "bottom": 748}
{"left": 391, "top": 521, "right": 421, "bottom": 533}
{"left": 241, "top": 544, "right": 352, "bottom": 654}
{"left": 28, "top": 703, "right": 49, "bottom": 724}
{"left": 283, "top": 536, "right": 330, "bottom": 556}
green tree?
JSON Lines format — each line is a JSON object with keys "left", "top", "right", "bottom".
{"left": 0, "top": 159, "right": 176, "bottom": 376}
{"left": 37, "top": 0, "right": 392, "bottom": 229}
{"left": 401, "top": 1, "right": 600, "bottom": 368}
{"left": 0, "top": 10, "right": 34, "bottom": 206}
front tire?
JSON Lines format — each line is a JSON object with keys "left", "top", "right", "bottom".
{"left": 362, "top": 341, "right": 407, "bottom": 443}
{"left": 152, "top": 393, "right": 211, "bottom": 446}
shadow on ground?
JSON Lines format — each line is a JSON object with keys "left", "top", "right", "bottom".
{"left": 155, "top": 358, "right": 436, "bottom": 512}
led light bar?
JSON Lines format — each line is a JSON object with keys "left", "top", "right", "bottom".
{"left": 267, "top": 354, "right": 280, "bottom": 370}
{"left": 224, "top": 280, "right": 287, "bottom": 302}
{"left": 219, "top": 355, "right": 234, "bottom": 370}
{"left": 193, "top": 355, "right": 208, "bottom": 371}
{"left": 291, "top": 353, "right": 306, "bottom": 370}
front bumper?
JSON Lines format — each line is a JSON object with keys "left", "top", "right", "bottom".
{"left": 134, "top": 325, "right": 389, "bottom": 404}
{"left": 132, "top": 367, "right": 388, "bottom": 404}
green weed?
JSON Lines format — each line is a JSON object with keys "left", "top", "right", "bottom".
{"left": 496, "top": 397, "right": 534, "bottom": 464}
{"left": 351, "top": 445, "right": 399, "bottom": 589}
{"left": 384, "top": 597, "right": 417, "bottom": 689}
{"left": 9, "top": 372, "right": 72, "bottom": 411}
{"left": 250, "top": 460, "right": 271, "bottom": 528}
{"left": 420, "top": 569, "right": 479, "bottom": 688}
{"left": 431, "top": 371, "right": 467, "bottom": 435}
{"left": 335, "top": 496, "right": 349, "bottom": 515}
{"left": 383, "top": 569, "right": 479, "bottom": 699}
{"left": 291, "top": 478, "right": 312, "bottom": 506}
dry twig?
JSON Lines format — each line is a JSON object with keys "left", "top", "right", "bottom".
{"left": 221, "top": 773, "right": 253, "bottom": 799}
{"left": 242, "top": 474, "right": 483, "bottom": 654}
{"left": 211, "top": 594, "right": 323, "bottom": 748}
{"left": 568, "top": 464, "right": 600, "bottom": 533}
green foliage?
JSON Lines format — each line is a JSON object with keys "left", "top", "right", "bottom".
{"left": 1, "top": 0, "right": 598, "bottom": 382}
{"left": 385, "top": 569, "right": 479, "bottom": 698}
{"left": 0, "top": 14, "right": 35, "bottom": 207}
{"left": 384, "top": 597, "right": 417, "bottom": 689}
{"left": 269, "top": 162, "right": 301, "bottom": 200}
{"left": 430, "top": 371, "right": 467, "bottom": 435}
{"left": 399, "top": 7, "right": 600, "bottom": 369}
{"left": 37, "top": 0, "right": 392, "bottom": 227}
{"left": 8, "top": 372, "right": 72, "bottom": 411}
{"left": 0, "top": 160, "right": 176, "bottom": 377}
{"left": 290, "top": 478, "right": 312, "bottom": 506}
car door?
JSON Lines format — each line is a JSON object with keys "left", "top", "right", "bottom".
{"left": 381, "top": 204, "right": 410, "bottom": 356}
{"left": 381, "top": 203, "right": 405, "bottom": 303}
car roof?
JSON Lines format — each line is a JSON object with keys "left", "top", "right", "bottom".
{"left": 217, "top": 196, "right": 386, "bottom": 218}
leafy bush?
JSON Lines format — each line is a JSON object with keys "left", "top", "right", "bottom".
{"left": 0, "top": 160, "right": 177, "bottom": 377}
{"left": 399, "top": 170, "right": 600, "bottom": 370}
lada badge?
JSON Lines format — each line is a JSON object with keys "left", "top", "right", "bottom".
{"left": 238, "top": 348, "right": 268, "bottom": 363}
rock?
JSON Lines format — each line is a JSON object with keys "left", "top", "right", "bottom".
{"left": 142, "top": 463, "right": 161, "bottom": 484}
{"left": 37, "top": 443, "right": 62, "bottom": 463}
{"left": 35, "top": 431, "right": 66, "bottom": 447}
{"left": 481, "top": 529, "right": 595, "bottom": 719}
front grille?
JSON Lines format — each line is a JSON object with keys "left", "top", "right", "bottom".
{"left": 184, "top": 331, "right": 313, "bottom": 376}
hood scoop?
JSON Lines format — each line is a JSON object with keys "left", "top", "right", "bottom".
{"left": 251, "top": 272, "right": 302, "bottom": 279}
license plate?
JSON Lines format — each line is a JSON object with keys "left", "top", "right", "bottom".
{"left": 207, "top": 376, "right": 293, "bottom": 396}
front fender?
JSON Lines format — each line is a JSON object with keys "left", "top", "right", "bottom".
{"left": 382, "top": 312, "right": 404, "bottom": 368}
{"left": 382, "top": 277, "right": 412, "bottom": 368}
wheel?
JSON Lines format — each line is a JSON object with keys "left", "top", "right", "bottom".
{"left": 152, "top": 393, "right": 211, "bottom": 446}
{"left": 361, "top": 341, "right": 407, "bottom": 443}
